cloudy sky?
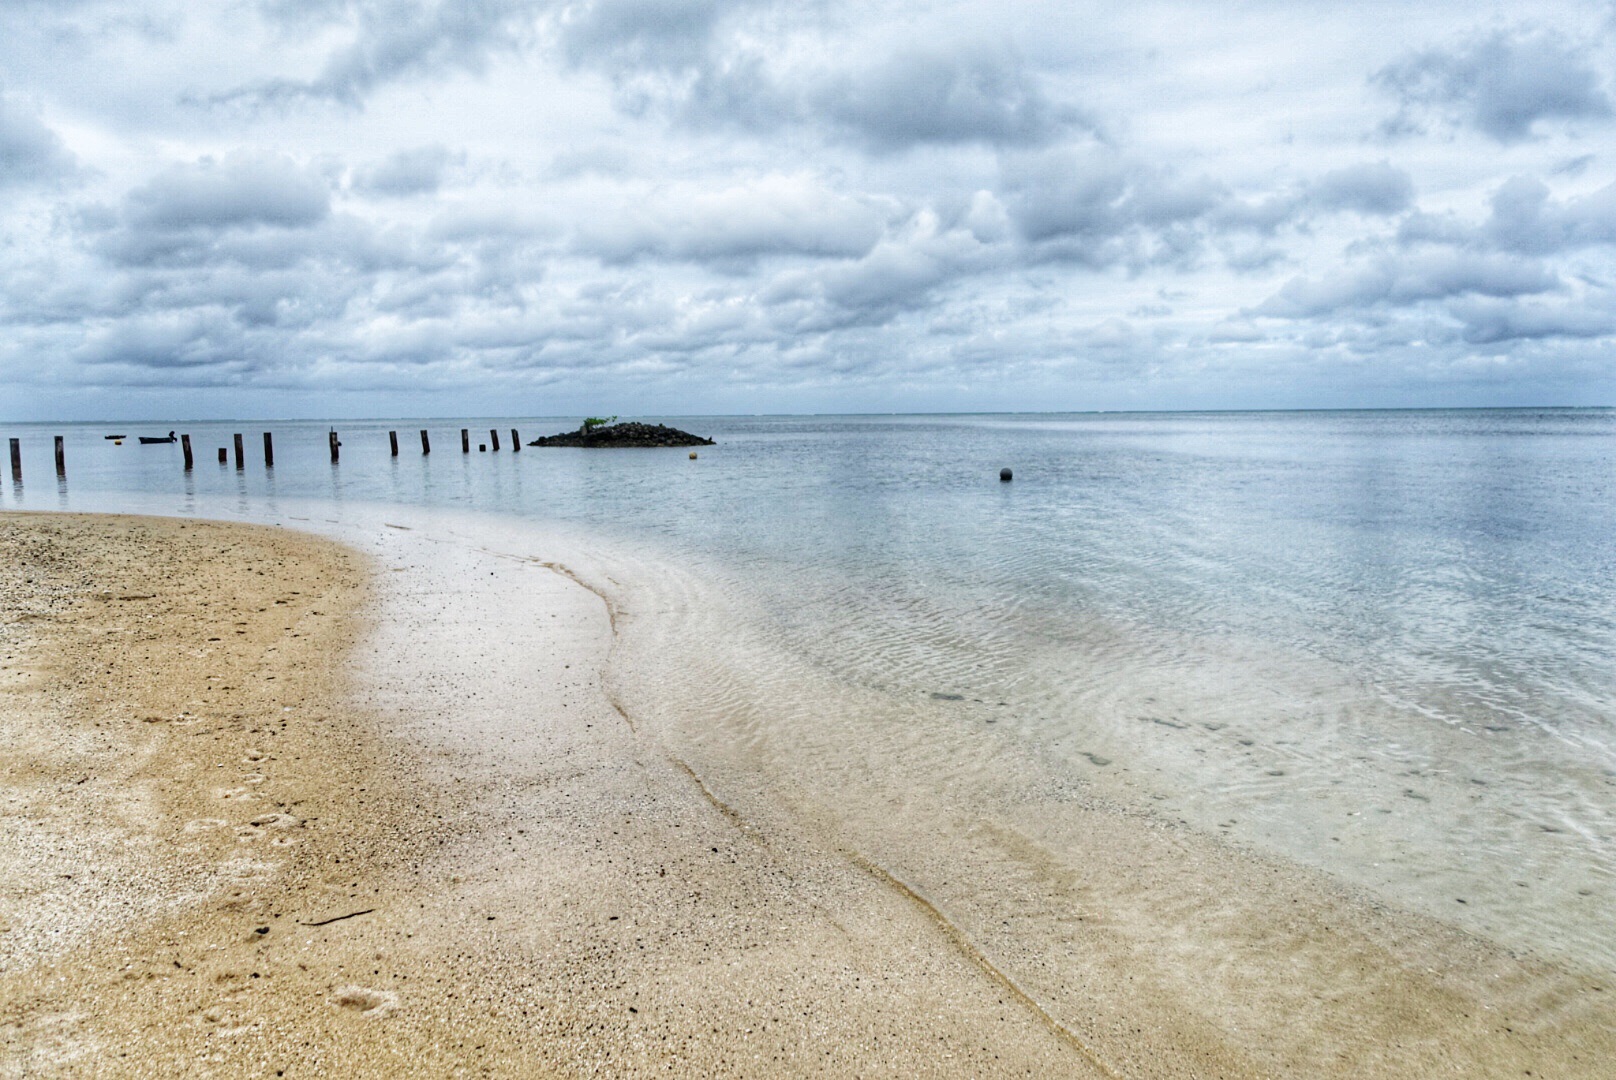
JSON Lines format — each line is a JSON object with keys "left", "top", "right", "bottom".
{"left": 2, "top": 1, "right": 1614, "bottom": 419}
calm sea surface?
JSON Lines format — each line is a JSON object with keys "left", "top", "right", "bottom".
{"left": 6, "top": 409, "right": 1615, "bottom": 972}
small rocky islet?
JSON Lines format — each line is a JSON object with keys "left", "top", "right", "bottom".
{"left": 526, "top": 421, "right": 715, "bottom": 448}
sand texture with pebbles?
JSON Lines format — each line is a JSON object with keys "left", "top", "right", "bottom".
{"left": 0, "top": 513, "right": 1104, "bottom": 1077}
{"left": 3, "top": 510, "right": 1614, "bottom": 1079}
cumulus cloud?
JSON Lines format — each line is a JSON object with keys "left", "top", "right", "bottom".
{"left": 1254, "top": 251, "right": 1560, "bottom": 318}
{"left": 0, "top": 85, "right": 77, "bottom": 186}
{"left": 758, "top": 207, "right": 1004, "bottom": 330}
{"left": 1452, "top": 295, "right": 1616, "bottom": 344}
{"left": 1484, "top": 176, "right": 1616, "bottom": 254}
{"left": 1000, "top": 147, "right": 1223, "bottom": 267}
{"left": 555, "top": 0, "right": 754, "bottom": 73}
{"left": 1394, "top": 174, "right": 1616, "bottom": 260}
{"left": 353, "top": 144, "right": 457, "bottom": 195}
{"left": 5, "top": 1, "right": 1616, "bottom": 412}
{"left": 122, "top": 152, "right": 330, "bottom": 231}
{"left": 572, "top": 174, "right": 893, "bottom": 265}
{"left": 218, "top": 0, "right": 539, "bottom": 108}
{"left": 811, "top": 44, "right": 1086, "bottom": 151}
{"left": 1375, "top": 28, "right": 1612, "bottom": 141}
{"left": 1308, "top": 162, "right": 1414, "bottom": 216}
{"left": 555, "top": 2, "right": 1086, "bottom": 152}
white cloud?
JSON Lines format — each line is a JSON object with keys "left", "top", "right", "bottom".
{"left": 3, "top": 0, "right": 1616, "bottom": 415}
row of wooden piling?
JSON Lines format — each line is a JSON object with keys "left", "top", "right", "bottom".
{"left": 5, "top": 427, "right": 529, "bottom": 481}
{"left": 395, "top": 429, "right": 522, "bottom": 455}
{"left": 8, "top": 437, "right": 67, "bottom": 481}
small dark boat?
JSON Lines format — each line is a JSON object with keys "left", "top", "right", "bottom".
{"left": 103, "top": 434, "right": 127, "bottom": 440}
{"left": 138, "top": 430, "right": 177, "bottom": 445}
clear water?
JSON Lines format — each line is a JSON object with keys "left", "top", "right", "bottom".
{"left": 6, "top": 410, "right": 1615, "bottom": 974}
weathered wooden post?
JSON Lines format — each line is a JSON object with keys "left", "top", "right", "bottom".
{"left": 490, "top": 429, "right": 500, "bottom": 451}
{"left": 54, "top": 436, "right": 65, "bottom": 478}
{"left": 233, "top": 433, "right": 245, "bottom": 469}
{"left": 181, "top": 434, "right": 194, "bottom": 470}
{"left": 511, "top": 428, "right": 520, "bottom": 452}
{"left": 389, "top": 430, "right": 399, "bottom": 456}
{"left": 218, "top": 447, "right": 227, "bottom": 464}
{"left": 420, "top": 429, "right": 431, "bottom": 454}
{"left": 9, "top": 438, "right": 20, "bottom": 482}
{"left": 461, "top": 428, "right": 470, "bottom": 453}
{"left": 329, "top": 429, "right": 340, "bottom": 463}
{"left": 262, "top": 432, "right": 273, "bottom": 468}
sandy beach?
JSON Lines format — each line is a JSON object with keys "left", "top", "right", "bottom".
{"left": 3, "top": 511, "right": 1613, "bottom": 1077}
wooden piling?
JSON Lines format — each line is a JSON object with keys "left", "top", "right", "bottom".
{"left": 263, "top": 432, "right": 273, "bottom": 468}
{"left": 9, "top": 438, "right": 19, "bottom": 482}
{"left": 511, "top": 428, "right": 520, "bottom": 452}
{"left": 329, "top": 430, "right": 340, "bottom": 463}
{"left": 233, "top": 433, "right": 245, "bottom": 469}
{"left": 389, "top": 430, "right": 399, "bottom": 456}
{"left": 461, "top": 428, "right": 470, "bottom": 453}
{"left": 218, "top": 447, "right": 227, "bottom": 464}
{"left": 181, "top": 433, "right": 194, "bottom": 470}
{"left": 54, "top": 436, "right": 65, "bottom": 478}
{"left": 420, "top": 429, "right": 431, "bottom": 454}
{"left": 490, "top": 429, "right": 500, "bottom": 452}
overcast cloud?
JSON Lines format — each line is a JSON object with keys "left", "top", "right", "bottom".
{"left": 1, "top": 0, "right": 1613, "bottom": 418}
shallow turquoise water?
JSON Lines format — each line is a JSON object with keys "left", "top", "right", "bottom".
{"left": 7, "top": 409, "right": 1615, "bottom": 971}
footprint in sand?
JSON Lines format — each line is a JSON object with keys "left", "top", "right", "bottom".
{"left": 333, "top": 987, "right": 398, "bottom": 1018}
{"left": 249, "top": 813, "right": 300, "bottom": 829}
{"left": 184, "top": 818, "right": 230, "bottom": 833}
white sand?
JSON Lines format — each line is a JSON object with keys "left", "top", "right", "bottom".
{"left": 3, "top": 510, "right": 1612, "bottom": 1077}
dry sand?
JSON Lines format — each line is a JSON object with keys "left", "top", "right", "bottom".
{"left": 0, "top": 513, "right": 1099, "bottom": 1076}
{"left": 2, "top": 511, "right": 1612, "bottom": 1077}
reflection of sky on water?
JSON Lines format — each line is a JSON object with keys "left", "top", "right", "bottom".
{"left": 7, "top": 409, "right": 1615, "bottom": 969}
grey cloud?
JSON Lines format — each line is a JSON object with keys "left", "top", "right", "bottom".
{"left": 812, "top": 44, "right": 1086, "bottom": 151}
{"left": 571, "top": 177, "right": 891, "bottom": 265}
{"left": 1309, "top": 162, "right": 1413, "bottom": 215}
{"left": 1375, "top": 29, "right": 1612, "bottom": 142}
{"left": 123, "top": 153, "right": 330, "bottom": 231}
{"left": 354, "top": 144, "right": 456, "bottom": 195}
{"left": 559, "top": 4, "right": 1085, "bottom": 152}
{"left": 1001, "top": 148, "right": 1223, "bottom": 268}
{"left": 1255, "top": 251, "right": 1560, "bottom": 319}
{"left": 556, "top": 0, "right": 752, "bottom": 72}
{"left": 0, "top": 85, "right": 77, "bottom": 186}
{"left": 1485, "top": 176, "right": 1616, "bottom": 254}
{"left": 1395, "top": 175, "right": 1616, "bottom": 257}
{"left": 256, "top": 0, "right": 350, "bottom": 27}
{"left": 1213, "top": 163, "right": 1414, "bottom": 236}
{"left": 758, "top": 210, "right": 1001, "bottom": 330}
{"left": 1452, "top": 296, "right": 1616, "bottom": 344}
{"left": 75, "top": 309, "right": 250, "bottom": 369}
{"left": 218, "top": 0, "right": 538, "bottom": 108}
{"left": 1003, "top": 152, "right": 1413, "bottom": 272}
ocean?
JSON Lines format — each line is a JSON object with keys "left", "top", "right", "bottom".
{"left": 7, "top": 409, "right": 1614, "bottom": 977}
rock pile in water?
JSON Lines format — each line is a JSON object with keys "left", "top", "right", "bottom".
{"left": 526, "top": 422, "right": 715, "bottom": 448}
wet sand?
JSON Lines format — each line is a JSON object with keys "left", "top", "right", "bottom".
{"left": 2, "top": 511, "right": 1613, "bottom": 1077}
